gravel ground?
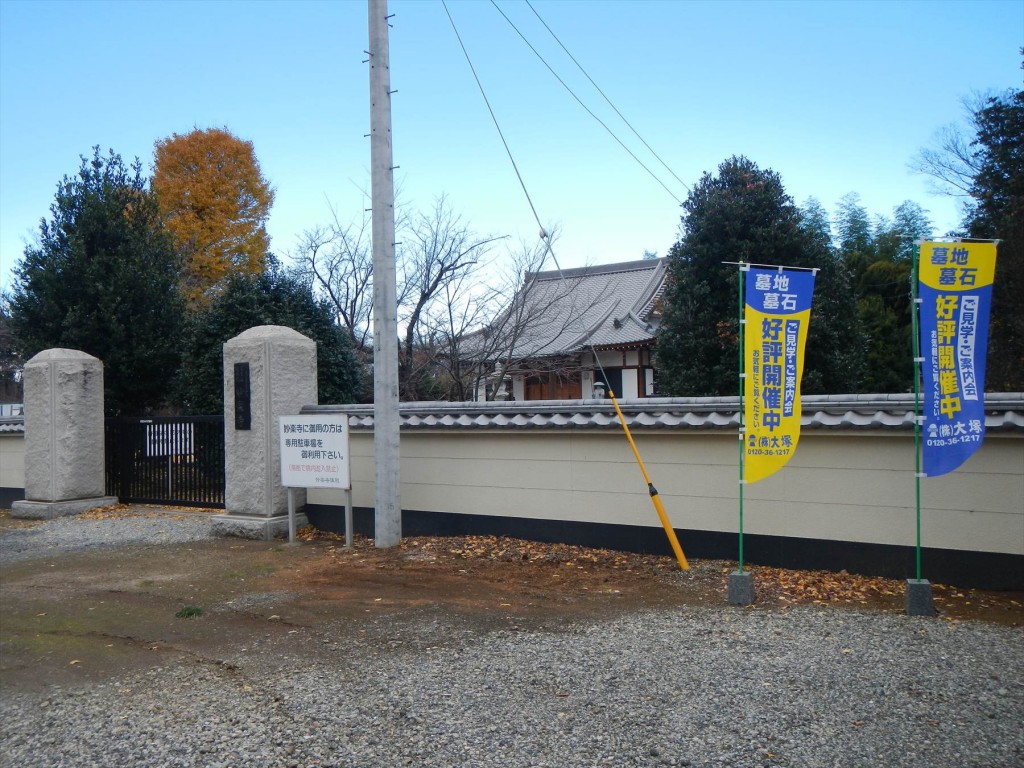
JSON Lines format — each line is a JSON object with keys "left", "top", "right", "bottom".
{"left": 0, "top": 513, "right": 215, "bottom": 567}
{"left": 2, "top": 515, "right": 1023, "bottom": 768}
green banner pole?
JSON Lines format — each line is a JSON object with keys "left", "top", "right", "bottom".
{"left": 737, "top": 262, "right": 746, "bottom": 574}
{"left": 911, "top": 245, "right": 923, "bottom": 581}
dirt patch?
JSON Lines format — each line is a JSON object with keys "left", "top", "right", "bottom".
{"left": 1, "top": 516, "right": 1021, "bottom": 695}
{"left": 287, "top": 530, "right": 1023, "bottom": 625}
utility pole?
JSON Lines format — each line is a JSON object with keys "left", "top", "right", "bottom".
{"left": 368, "top": 0, "right": 401, "bottom": 547}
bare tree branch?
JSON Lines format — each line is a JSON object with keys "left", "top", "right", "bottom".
{"left": 291, "top": 203, "right": 374, "bottom": 352}
{"left": 439, "top": 230, "right": 607, "bottom": 401}
{"left": 397, "top": 195, "right": 505, "bottom": 399}
{"left": 293, "top": 197, "right": 601, "bottom": 402}
{"left": 909, "top": 92, "right": 992, "bottom": 198}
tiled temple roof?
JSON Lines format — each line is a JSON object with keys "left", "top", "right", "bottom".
{"left": 502, "top": 258, "right": 667, "bottom": 356}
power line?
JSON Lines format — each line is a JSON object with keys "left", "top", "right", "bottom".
{"left": 523, "top": 0, "right": 691, "bottom": 195}
{"left": 440, "top": 0, "right": 550, "bottom": 246}
{"left": 441, "top": 0, "right": 612, "bottom": 375}
{"left": 440, "top": 1, "right": 645, "bottom": 392}
{"left": 443, "top": 0, "right": 689, "bottom": 570}
{"left": 442, "top": 0, "right": 635, "bottom": 363}
{"left": 489, "top": 0, "right": 685, "bottom": 205}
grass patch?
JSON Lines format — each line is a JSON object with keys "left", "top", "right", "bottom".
{"left": 175, "top": 606, "right": 204, "bottom": 619}
{"left": 226, "top": 564, "right": 275, "bottom": 580}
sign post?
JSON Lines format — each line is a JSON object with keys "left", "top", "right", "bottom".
{"left": 278, "top": 414, "right": 352, "bottom": 545}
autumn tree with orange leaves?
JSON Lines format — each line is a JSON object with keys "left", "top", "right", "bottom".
{"left": 153, "top": 128, "right": 274, "bottom": 305}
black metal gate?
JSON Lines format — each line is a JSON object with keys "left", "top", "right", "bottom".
{"left": 105, "top": 416, "right": 225, "bottom": 507}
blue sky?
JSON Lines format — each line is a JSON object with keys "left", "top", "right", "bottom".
{"left": 1, "top": 0, "right": 1021, "bottom": 292}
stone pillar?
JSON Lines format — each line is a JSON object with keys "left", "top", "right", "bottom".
{"left": 11, "top": 349, "right": 117, "bottom": 519}
{"left": 211, "top": 326, "right": 317, "bottom": 539}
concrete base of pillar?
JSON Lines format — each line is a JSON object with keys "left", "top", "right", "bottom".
{"left": 10, "top": 496, "right": 119, "bottom": 520}
{"left": 727, "top": 570, "right": 755, "bottom": 606}
{"left": 905, "top": 579, "right": 935, "bottom": 617}
{"left": 211, "top": 513, "right": 309, "bottom": 541}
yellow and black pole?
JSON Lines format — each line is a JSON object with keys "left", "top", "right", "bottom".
{"left": 607, "top": 390, "right": 689, "bottom": 571}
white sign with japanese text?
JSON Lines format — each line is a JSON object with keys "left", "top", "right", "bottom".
{"left": 279, "top": 414, "right": 350, "bottom": 489}
{"left": 145, "top": 422, "right": 194, "bottom": 457}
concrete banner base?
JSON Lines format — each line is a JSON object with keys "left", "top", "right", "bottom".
{"left": 727, "top": 570, "right": 755, "bottom": 606}
{"left": 905, "top": 578, "right": 936, "bottom": 617}
{"left": 211, "top": 513, "right": 309, "bottom": 541}
{"left": 10, "top": 496, "right": 120, "bottom": 520}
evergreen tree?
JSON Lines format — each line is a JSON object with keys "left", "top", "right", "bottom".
{"left": 833, "top": 192, "right": 875, "bottom": 289}
{"left": 911, "top": 74, "right": 1022, "bottom": 390}
{"left": 799, "top": 197, "right": 833, "bottom": 250}
{"left": 833, "top": 197, "right": 934, "bottom": 393}
{"left": 857, "top": 294, "right": 909, "bottom": 392}
{"left": 865, "top": 203, "right": 932, "bottom": 392}
{"left": 835, "top": 192, "right": 874, "bottom": 256}
{"left": 966, "top": 88, "right": 1023, "bottom": 390}
{"left": 656, "top": 157, "right": 863, "bottom": 396}
{"left": 7, "top": 148, "right": 184, "bottom": 414}
{"left": 175, "top": 259, "right": 362, "bottom": 413}
{"left": 0, "top": 299, "right": 24, "bottom": 403}
{"left": 797, "top": 198, "right": 865, "bottom": 393}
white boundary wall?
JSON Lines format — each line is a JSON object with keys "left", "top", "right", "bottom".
{"left": 4, "top": 396, "right": 1021, "bottom": 558}
{"left": 0, "top": 426, "right": 25, "bottom": 504}
{"left": 306, "top": 398, "right": 1023, "bottom": 557}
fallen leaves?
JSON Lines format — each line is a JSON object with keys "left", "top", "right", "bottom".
{"left": 296, "top": 526, "right": 345, "bottom": 542}
{"left": 0, "top": 511, "right": 43, "bottom": 530}
{"left": 78, "top": 503, "right": 203, "bottom": 521}
{"left": 78, "top": 504, "right": 139, "bottom": 519}
{"left": 749, "top": 566, "right": 903, "bottom": 606}
{"left": 931, "top": 583, "right": 1007, "bottom": 615}
{"left": 288, "top": 528, "right": 1022, "bottom": 623}
{"left": 295, "top": 528, "right": 671, "bottom": 573}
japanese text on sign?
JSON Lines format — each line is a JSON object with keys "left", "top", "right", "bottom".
{"left": 743, "top": 267, "right": 816, "bottom": 483}
{"left": 279, "top": 415, "right": 351, "bottom": 489}
{"left": 918, "top": 241, "right": 997, "bottom": 477}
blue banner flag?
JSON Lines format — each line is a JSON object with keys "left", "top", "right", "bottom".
{"left": 918, "top": 241, "right": 998, "bottom": 477}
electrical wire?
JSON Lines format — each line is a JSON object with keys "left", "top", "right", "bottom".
{"left": 441, "top": 0, "right": 551, "bottom": 254}
{"left": 523, "top": 0, "right": 691, "bottom": 195}
{"left": 489, "top": 0, "right": 685, "bottom": 205}
{"left": 442, "top": 0, "right": 688, "bottom": 570}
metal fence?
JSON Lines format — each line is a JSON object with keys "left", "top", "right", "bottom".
{"left": 105, "top": 416, "right": 225, "bottom": 507}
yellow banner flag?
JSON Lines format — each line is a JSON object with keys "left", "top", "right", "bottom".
{"left": 744, "top": 267, "right": 816, "bottom": 483}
